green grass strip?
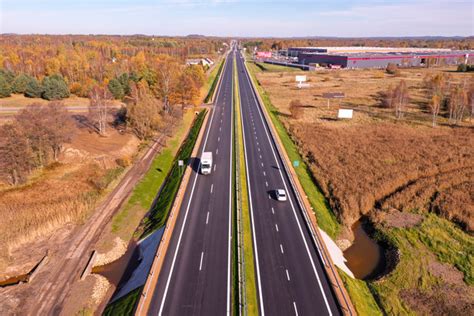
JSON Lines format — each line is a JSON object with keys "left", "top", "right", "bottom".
{"left": 111, "top": 111, "right": 194, "bottom": 240}
{"left": 204, "top": 57, "right": 225, "bottom": 103}
{"left": 235, "top": 57, "right": 259, "bottom": 315}
{"left": 140, "top": 110, "right": 207, "bottom": 238}
{"left": 338, "top": 269, "right": 382, "bottom": 316}
{"left": 254, "top": 62, "right": 300, "bottom": 73}
{"left": 246, "top": 61, "right": 340, "bottom": 239}
{"left": 102, "top": 286, "right": 143, "bottom": 316}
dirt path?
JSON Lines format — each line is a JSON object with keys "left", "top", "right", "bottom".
{"left": 0, "top": 136, "right": 165, "bottom": 316}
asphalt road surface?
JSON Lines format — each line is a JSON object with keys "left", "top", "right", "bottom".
{"left": 148, "top": 49, "right": 235, "bottom": 315}
{"left": 235, "top": 51, "right": 341, "bottom": 316}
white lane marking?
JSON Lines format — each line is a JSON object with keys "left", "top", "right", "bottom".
{"left": 257, "top": 148, "right": 260, "bottom": 152}
{"left": 220, "top": 127, "right": 222, "bottom": 131}
{"left": 271, "top": 207, "right": 274, "bottom": 214}
{"left": 159, "top": 54, "right": 228, "bottom": 316}
{"left": 259, "top": 154, "right": 262, "bottom": 159}
{"left": 206, "top": 212, "right": 210, "bottom": 224}
{"left": 293, "top": 302, "right": 299, "bottom": 316}
{"left": 280, "top": 244, "right": 284, "bottom": 254}
{"left": 263, "top": 171, "right": 266, "bottom": 176}
{"left": 216, "top": 148, "right": 219, "bottom": 155}
{"left": 199, "top": 252, "right": 204, "bottom": 271}
{"left": 268, "top": 194, "right": 271, "bottom": 199}
{"left": 261, "top": 162, "right": 264, "bottom": 167}
{"left": 226, "top": 59, "right": 234, "bottom": 316}
{"left": 214, "top": 164, "right": 216, "bottom": 172}
{"left": 243, "top": 59, "right": 333, "bottom": 315}
{"left": 218, "top": 136, "right": 220, "bottom": 142}
{"left": 265, "top": 181, "right": 268, "bottom": 187}
{"left": 286, "top": 269, "right": 290, "bottom": 281}
{"left": 239, "top": 73, "right": 265, "bottom": 316}
{"left": 275, "top": 224, "right": 279, "bottom": 232}
{"left": 211, "top": 184, "right": 214, "bottom": 193}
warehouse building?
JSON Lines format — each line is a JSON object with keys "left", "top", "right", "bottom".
{"left": 288, "top": 47, "right": 473, "bottom": 69}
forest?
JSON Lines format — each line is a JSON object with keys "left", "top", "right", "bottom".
{"left": 0, "top": 35, "right": 226, "bottom": 186}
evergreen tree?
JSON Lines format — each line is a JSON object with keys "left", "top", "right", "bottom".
{"left": 41, "top": 75, "right": 70, "bottom": 100}
{"left": 12, "top": 73, "right": 34, "bottom": 94}
{"left": 0, "top": 69, "right": 15, "bottom": 84}
{"left": 24, "top": 77, "right": 43, "bottom": 98}
{"left": 108, "top": 78, "right": 125, "bottom": 99}
{"left": 0, "top": 75, "right": 12, "bottom": 98}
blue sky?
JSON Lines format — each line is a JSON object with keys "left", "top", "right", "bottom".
{"left": 1, "top": 0, "right": 472, "bottom": 36}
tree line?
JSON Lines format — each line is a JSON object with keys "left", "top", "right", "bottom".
{"left": 0, "top": 34, "right": 222, "bottom": 99}
{"left": 382, "top": 74, "right": 474, "bottom": 125}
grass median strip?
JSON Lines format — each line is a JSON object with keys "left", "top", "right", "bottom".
{"left": 234, "top": 57, "right": 259, "bottom": 315}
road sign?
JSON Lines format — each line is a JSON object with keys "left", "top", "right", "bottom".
{"left": 338, "top": 109, "right": 353, "bottom": 119}
{"left": 322, "top": 92, "right": 345, "bottom": 99}
{"left": 293, "top": 160, "right": 300, "bottom": 167}
{"left": 295, "top": 75, "right": 307, "bottom": 83}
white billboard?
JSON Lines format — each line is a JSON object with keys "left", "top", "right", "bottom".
{"left": 295, "top": 75, "right": 307, "bottom": 83}
{"left": 338, "top": 109, "right": 353, "bottom": 119}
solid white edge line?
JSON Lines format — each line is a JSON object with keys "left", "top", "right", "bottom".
{"left": 242, "top": 52, "right": 333, "bottom": 315}
{"left": 158, "top": 52, "right": 229, "bottom": 316}
{"left": 226, "top": 51, "right": 234, "bottom": 316}
{"left": 238, "top": 56, "right": 265, "bottom": 316}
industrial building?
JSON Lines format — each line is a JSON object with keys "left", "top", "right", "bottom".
{"left": 288, "top": 47, "right": 473, "bottom": 69}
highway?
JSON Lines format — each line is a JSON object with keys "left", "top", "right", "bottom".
{"left": 235, "top": 51, "right": 341, "bottom": 315}
{"left": 147, "top": 48, "right": 235, "bottom": 315}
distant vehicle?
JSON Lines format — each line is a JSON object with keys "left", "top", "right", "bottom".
{"left": 275, "top": 189, "right": 287, "bottom": 201}
{"left": 200, "top": 151, "right": 213, "bottom": 175}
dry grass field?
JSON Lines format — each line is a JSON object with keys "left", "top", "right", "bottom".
{"left": 254, "top": 65, "right": 473, "bottom": 230}
{"left": 250, "top": 62, "right": 474, "bottom": 315}
{"left": 0, "top": 125, "right": 139, "bottom": 278}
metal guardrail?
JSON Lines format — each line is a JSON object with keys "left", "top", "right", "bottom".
{"left": 242, "top": 55, "right": 354, "bottom": 315}
{"left": 234, "top": 57, "right": 247, "bottom": 316}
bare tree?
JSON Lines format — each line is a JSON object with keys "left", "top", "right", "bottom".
{"left": 0, "top": 123, "right": 33, "bottom": 185}
{"left": 14, "top": 102, "right": 73, "bottom": 166}
{"left": 89, "top": 86, "right": 111, "bottom": 136}
{"left": 448, "top": 85, "right": 467, "bottom": 125}
{"left": 385, "top": 80, "right": 409, "bottom": 119}
{"left": 15, "top": 103, "right": 52, "bottom": 166}
{"left": 429, "top": 94, "right": 441, "bottom": 127}
{"left": 43, "top": 102, "right": 74, "bottom": 160}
